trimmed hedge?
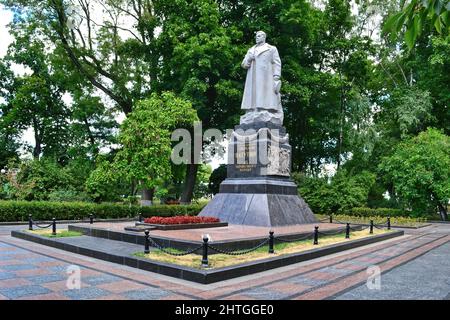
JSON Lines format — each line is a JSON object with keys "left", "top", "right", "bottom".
{"left": 0, "top": 201, "right": 206, "bottom": 222}
{"left": 349, "top": 207, "right": 406, "bottom": 218}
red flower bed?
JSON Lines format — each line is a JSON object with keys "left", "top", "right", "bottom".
{"left": 144, "top": 216, "right": 220, "bottom": 225}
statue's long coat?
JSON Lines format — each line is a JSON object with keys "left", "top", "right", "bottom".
{"left": 241, "top": 43, "right": 282, "bottom": 110}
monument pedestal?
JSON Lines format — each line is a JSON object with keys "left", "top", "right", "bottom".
{"left": 199, "top": 122, "right": 317, "bottom": 227}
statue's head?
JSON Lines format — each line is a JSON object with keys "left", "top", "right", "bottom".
{"left": 255, "top": 31, "right": 266, "bottom": 45}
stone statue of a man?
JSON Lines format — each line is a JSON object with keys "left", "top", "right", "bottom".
{"left": 240, "top": 31, "right": 283, "bottom": 125}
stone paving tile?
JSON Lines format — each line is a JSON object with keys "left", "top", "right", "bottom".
{"left": 18, "top": 292, "right": 71, "bottom": 300}
{"left": 14, "top": 268, "right": 52, "bottom": 277}
{"left": 0, "top": 272, "right": 16, "bottom": 280}
{"left": 39, "top": 261, "right": 66, "bottom": 268}
{"left": 83, "top": 274, "right": 122, "bottom": 286}
{"left": 336, "top": 242, "right": 450, "bottom": 300}
{"left": 333, "top": 262, "right": 364, "bottom": 271}
{"left": 285, "top": 274, "right": 328, "bottom": 286}
{"left": 78, "top": 268, "right": 103, "bottom": 277}
{"left": 307, "top": 271, "right": 339, "bottom": 281}
{"left": 96, "top": 280, "right": 148, "bottom": 294}
{"left": 122, "top": 287, "right": 172, "bottom": 300}
{"left": 26, "top": 273, "right": 67, "bottom": 284}
{"left": 263, "top": 282, "right": 311, "bottom": 295}
{"left": 222, "top": 294, "right": 254, "bottom": 300}
{"left": 160, "top": 294, "right": 192, "bottom": 300}
{"left": 238, "top": 286, "right": 288, "bottom": 300}
{"left": 319, "top": 266, "right": 352, "bottom": 275}
{"left": 0, "top": 285, "right": 51, "bottom": 299}
{"left": 1, "top": 264, "right": 37, "bottom": 272}
{"left": 23, "top": 257, "right": 56, "bottom": 264}
{"left": 0, "top": 259, "right": 23, "bottom": 266}
{"left": 48, "top": 265, "right": 70, "bottom": 273}
{"left": 0, "top": 278, "right": 33, "bottom": 288}
{"left": 295, "top": 235, "right": 450, "bottom": 300}
{"left": 62, "top": 287, "right": 112, "bottom": 300}
{"left": 41, "top": 280, "right": 91, "bottom": 292}
{"left": 95, "top": 294, "right": 128, "bottom": 300}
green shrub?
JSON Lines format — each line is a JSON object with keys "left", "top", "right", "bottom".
{"left": 349, "top": 207, "right": 406, "bottom": 217}
{"left": 315, "top": 213, "right": 426, "bottom": 227}
{"left": 0, "top": 200, "right": 207, "bottom": 222}
{"left": 47, "top": 189, "right": 92, "bottom": 202}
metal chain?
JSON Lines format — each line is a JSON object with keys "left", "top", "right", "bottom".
{"left": 32, "top": 221, "right": 53, "bottom": 229}
{"left": 207, "top": 238, "right": 269, "bottom": 256}
{"left": 148, "top": 237, "right": 202, "bottom": 256}
{"left": 318, "top": 229, "right": 346, "bottom": 236}
{"left": 332, "top": 219, "right": 348, "bottom": 225}
{"left": 350, "top": 225, "right": 369, "bottom": 231}
{"left": 274, "top": 233, "right": 313, "bottom": 243}
{"left": 373, "top": 224, "right": 387, "bottom": 230}
{"left": 319, "top": 217, "right": 330, "bottom": 222}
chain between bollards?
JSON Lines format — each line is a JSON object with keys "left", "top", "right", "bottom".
{"left": 28, "top": 214, "right": 33, "bottom": 231}
{"left": 202, "top": 236, "right": 209, "bottom": 267}
{"left": 144, "top": 229, "right": 150, "bottom": 254}
{"left": 313, "top": 226, "right": 319, "bottom": 245}
{"left": 52, "top": 218, "right": 56, "bottom": 236}
{"left": 387, "top": 217, "right": 391, "bottom": 230}
{"left": 89, "top": 214, "right": 94, "bottom": 225}
{"left": 269, "top": 230, "right": 274, "bottom": 253}
{"left": 345, "top": 223, "right": 350, "bottom": 239}
{"left": 370, "top": 220, "right": 374, "bottom": 234}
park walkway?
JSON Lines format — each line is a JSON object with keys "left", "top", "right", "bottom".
{"left": 0, "top": 223, "right": 449, "bottom": 300}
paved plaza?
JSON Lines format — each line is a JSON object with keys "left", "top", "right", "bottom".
{"left": 0, "top": 223, "right": 449, "bottom": 300}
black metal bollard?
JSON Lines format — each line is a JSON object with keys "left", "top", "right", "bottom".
{"left": 329, "top": 215, "right": 333, "bottom": 223}
{"left": 345, "top": 223, "right": 350, "bottom": 239}
{"left": 139, "top": 214, "right": 143, "bottom": 223}
{"left": 52, "top": 218, "right": 57, "bottom": 236}
{"left": 89, "top": 214, "right": 94, "bottom": 224}
{"left": 28, "top": 214, "right": 33, "bottom": 231}
{"left": 144, "top": 230, "right": 150, "bottom": 254}
{"left": 387, "top": 217, "right": 391, "bottom": 230}
{"left": 370, "top": 220, "right": 374, "bottom": 234}
{"left": 269, "top": 230, "right": 274, "bottom": 254}
{"left": 313, "top": 226, "right": 319, "bottom": 245}
{"left": 201, "top": 236, "right": 209, "bottom": 267}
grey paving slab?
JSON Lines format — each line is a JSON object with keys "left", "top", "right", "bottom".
{"left": 27, "top": 274, "right": 67, "bottom": 284}
{"left": 83, "top": 274, "right": 122, "bottom": 286}
{"left": 122, "top": 287, "right": 171, "bottom": 300}
{"left": 238, "top": 286, "right": 288, "bottom": 300}
{"left": 335, "top": 242, "right": 450, "bottom": 300}
{"left": 1, "top": 264, "right": 36, "bottom": 271}
{"left": 0, "top": 285, "right": 51, "bottom": 299}
{"left": 0, "top": 272, "right": 16, "bottom": 280}
{"left": 285, "top": 274, "right": 327, "bottom": 286}
{"left": 62, "top": 287, "right": 111, "bottom": 300}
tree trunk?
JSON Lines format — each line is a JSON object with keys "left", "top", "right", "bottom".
{"left": 437, "top": 202, "right": 448, "bottom": 221}
{"left": 141, "top": 187, "right": 154, "bottom": 206}
{"left": 33, "top": 123, "right": 42, "bottom": 159}
{"left": 180, "top": 163, "right": 199, "bottom": 204}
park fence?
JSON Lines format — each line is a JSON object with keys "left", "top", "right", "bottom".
{"left": 27, "top": 214, "right": 391, "bottom": 267}
{"left": 141, "top": 216, "right": 392, "bottom": 267}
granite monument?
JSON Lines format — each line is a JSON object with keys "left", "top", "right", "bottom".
{"left": 199, "top": 31, "right": 317, "bottom": 227}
